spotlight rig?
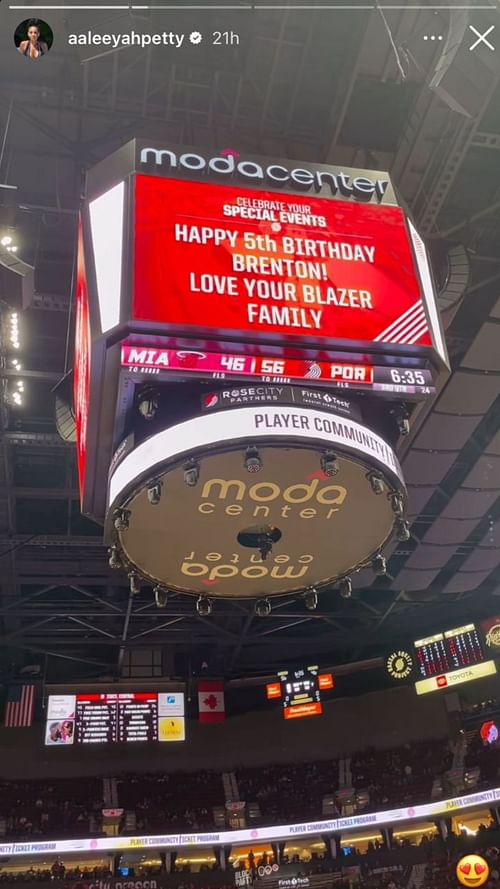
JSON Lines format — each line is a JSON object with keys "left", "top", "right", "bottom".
{"left": 113, "top": 508, "right": 130, "bottom": 532}
{"left": 255, "top": 598, "right": 272, "bottom": 617}
{"left": 147, "top": 482, "right": 162, "bottom": 505}
{"left": 154, "top": 586, "right": 168, "bottom": 608}
{"left": 108, "top": 545, "right": 122, "bottom": 570}
{"left": 320, "top": 451, "right": 339, "bottom": 477}
{"left": 244, "top": 446, "right": 263, "bottom": 473}
{"left": 367, "top": 472, "right": 385, "bottom": 495}
{"left": 183, "top": 460, "right": 200, "bottom": 487}
{"left": 304, "top": 588, "right": 318, "bottom": 611}
{"left": 339, "top": 577, "right": 353, "bottom": 599}
{"left": 196, "top": 595, "right": 213, "bottom": 616}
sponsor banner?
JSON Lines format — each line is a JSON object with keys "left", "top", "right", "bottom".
{"left": 415, "top": 660, "right": 497, "bottom": 695}
{"left": 158, "top": 693, "right": 185, "bottom": 717}
{"left": 133, "top": 177, "right": 434, "bottom": 352}
{"left": 137, "top": 144, "right": 397, "bottom": 206}
{"left": 2, "top": 787, "right": 500, "bottom": 854}
{"left": 201, "top": 386, "right": 362, "bottom": 421}
{"left": 284, "top": 702, "right": 322, "bottom": 720}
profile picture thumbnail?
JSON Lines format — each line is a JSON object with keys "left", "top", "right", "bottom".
{"left": 14, "top": 19, "right": 53, "bottom": 59}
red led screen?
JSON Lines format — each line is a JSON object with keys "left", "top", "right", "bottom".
{"left": 133, "top": 175, "right": 432, "bottom": 350}
{"left": 74, "top": 221, "right": 91, "bottom": 499}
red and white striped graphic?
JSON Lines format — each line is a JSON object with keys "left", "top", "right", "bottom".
{"left": 4, "top": 684, "right": 35, "bottom": 728}
{"left": 374, "top": 300, "right": 428, "bottom": 345}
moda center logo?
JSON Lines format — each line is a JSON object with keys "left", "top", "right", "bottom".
{"left": 139, "top": 147, "right": 391, "bottom": 202}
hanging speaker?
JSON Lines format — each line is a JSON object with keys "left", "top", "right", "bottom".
{"left": 53, "top": 370, "right": 76, "bottom": 443}
{"left": 429, "top": 9, "right": 500, "bottom": 117}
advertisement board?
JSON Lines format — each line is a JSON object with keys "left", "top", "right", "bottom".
{"left": 132, "top": 176, "right": 433, "bottom": 352}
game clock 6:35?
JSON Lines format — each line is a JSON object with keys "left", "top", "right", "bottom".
{"left": 389, "top": 368, "right": 427, "bottom": 386}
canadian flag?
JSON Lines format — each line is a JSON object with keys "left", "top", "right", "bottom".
{"left": 198, "top": 680, "right": 225, "bottom": 723}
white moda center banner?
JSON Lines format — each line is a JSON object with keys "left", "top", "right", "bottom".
{"left": 1, "top": 786, "right": 499, "bottom": 857}
{"left": 108, "top": 405, "right": 403, "bottom": 507}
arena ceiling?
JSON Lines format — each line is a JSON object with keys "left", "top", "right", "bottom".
{"left": 0, "top": 0, "right": 499, "bottom": 685}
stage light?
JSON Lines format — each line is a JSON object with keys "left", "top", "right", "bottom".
{"left": 147, "top": 483, "right": 162, "bottom": 505}
{"left": 320, "top": 452, "right": 339, "bottom": 477}
{"left": 367, "top": 472, "right": 385, "bottom": 495}
{"left": 113, "top": 508, "right": 130, "bottom": 532}
{"left": 255, "top": 598, "right": 272, "bottom": 617}
{"left": 8, "top": 312, "right": 20, "bottom": 350}
{"left": 391, "top": 404, "right": 410, "bottom": 436}
{"left": 372, "top": 555, "right": 387, "bottom": 577}
{"left": 244, "top": 446, "right": 263, "bottom": 473}
{"left": 184, "top": 460, "right": 200, "bottom": 487}
{"left": 1, "top": 236, "right": 12, "bottom": 246}
{"left": 396, "top": 519, "right": 411, "bottom": 541}
{"left": 137, "top": 388, "right": 159, "bottom": 420}
{"left": 128, "top": 572, "right": 141, "bottom": 595}
{"left": 390, "top": 493, "right": 404, "bottom": 517}
{"left": 154, "top": 586, "right": 168, "bottom": 608}
{"left": 304, "top": 588, "right": 318, "bottom": 611}
{"left": 196, "top": 595, "right": 212, "bottom": 616}
{"left": 108, "top": 545, "right": 122, "bottom": 570}
{"left": 339, "top": 577, "right": 353, "bottom": 599}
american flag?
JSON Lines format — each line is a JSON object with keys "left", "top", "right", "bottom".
{"left": 4, "top": 684, "right": 35, "bottom": 727}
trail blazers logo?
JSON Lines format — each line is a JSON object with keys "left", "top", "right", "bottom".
{"left": 387, "top": 650, "right": 413, "bottom": 680}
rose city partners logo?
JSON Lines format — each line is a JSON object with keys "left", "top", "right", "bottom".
{"left": 139, "top": 147, "right": 391, "bottom": 202}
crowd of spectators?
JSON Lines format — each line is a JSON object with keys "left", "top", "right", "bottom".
{"left": 3, "top": 833, "right": 500, "bottom": 887}
{"left": 350, "top": 740, "right": 453, "bottom": 810}
{"left": 0, "top": 863, "right": 114, "bottom": 882}
{"left": 116, "top": 770, "right": 224, "bottom": 833}
{"left": 0, "top": 736, "right": 492, "bottom": 840}
{"left": 0, "top": 779, "right": 104, "bottom": 839}
{"left": 465, "top": 734, "right": 500, "bottom": 788}
{"left": 235, "top": 760, "right": 339, "bottom": 824}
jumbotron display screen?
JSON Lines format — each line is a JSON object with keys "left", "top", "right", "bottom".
{"left": 413, "top": 624, "right": 497, "bottom": 696}
{"left": 266, "top": 666, "right": 333, "bottom": 720}
{"left": 415, "top": 624, "right": 484, "bottom": 679}
{"left": 44, "top": 692, "right": 185, "bottom": 745}
{"left": 132, "top": 176, "right": 436, "bottom": 355}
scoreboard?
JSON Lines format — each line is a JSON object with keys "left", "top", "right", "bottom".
{"left": 267, "top": 666, "right": 334, "bottom": 720}
{"left": 415, "top": 624, "right": 484, "bottom": 678}
{"left": 44, "top": 692, "right": 185, "bottom": 745}
{"left": 413, "top": 624, "right": 497, "bottom": 695}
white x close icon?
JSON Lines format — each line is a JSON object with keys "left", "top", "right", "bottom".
{"left": 469, "top": 24, "right": 496, "bottom": 52}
